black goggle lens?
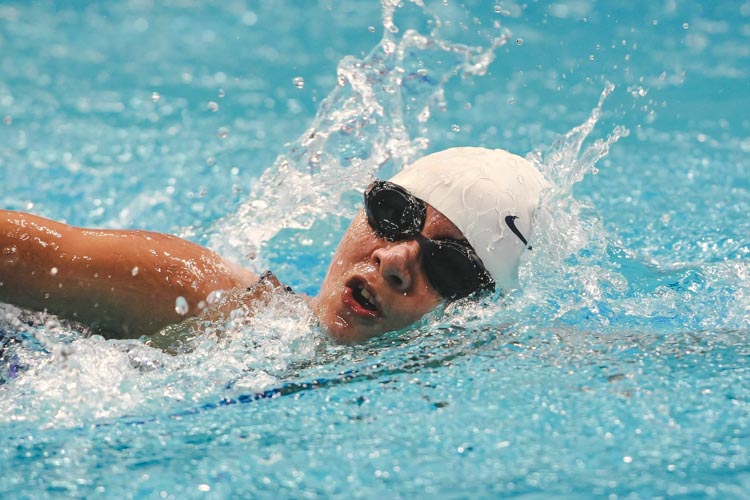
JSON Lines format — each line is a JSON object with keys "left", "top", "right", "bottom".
{"left": 365, "top": 182, "right": 425, "bottom": 240}
{"left": 364, "top": 181, "right": 494, "bottom": 299}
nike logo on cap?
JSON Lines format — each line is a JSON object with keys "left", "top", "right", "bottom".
{"left": 504, "top": 215, "right": 532, "bottom": 249}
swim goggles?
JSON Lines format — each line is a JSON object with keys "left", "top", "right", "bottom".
{"left": 364, "top": 180, "right": 495, "bottom": 300}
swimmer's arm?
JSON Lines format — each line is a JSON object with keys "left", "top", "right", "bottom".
{"left": 0, "top": 210, "right": 258, "bottom": 338}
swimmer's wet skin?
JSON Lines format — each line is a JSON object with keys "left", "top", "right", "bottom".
{"left": 0, "top": 213, "right": 258, "bottom": 337}
{"left": 0, "top": 147, "right": 548, "bottom": 343}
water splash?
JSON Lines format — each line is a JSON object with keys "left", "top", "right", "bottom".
{"left": 512, "top": 84, "right": 630, "bottom": 325}
{"left": 210, "top": 0, "right": 509, "bottom": 269}
{"left": 0, "top": 290, "right": 321, "bottom": 427}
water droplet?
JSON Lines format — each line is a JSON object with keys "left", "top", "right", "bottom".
{"left": 208, "top": 101, "right": 219, "bottom": 112}
{"left": 131, "top": 266, "right": 139, "bottom": 276}
{"left": 175, "top": 296, "right": 189, "bottom": 315}
{"left": 292, "top": 76, "right": 305, "bottom": 89}
{"left": 50, "top": 267, "right": 58, "bottom": 276}
{"left": 151, "top": 92, "right": 161, "bottom": 103}
{"left": 2, "top": 245, "right": 19, "bottom": 265}
{"left": 241, "top": 11, "right": 257, "bottom": 26}
{"left": 207, "top": 290, "right": 223, "bottom": 305}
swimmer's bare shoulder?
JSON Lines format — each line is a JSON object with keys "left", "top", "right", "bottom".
{"left": 0, "top": 209, "right": 259, "bottom": 338}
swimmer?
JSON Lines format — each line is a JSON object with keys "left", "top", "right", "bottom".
{"left": 0, "top": 147, "right": 548, "bottom": 343}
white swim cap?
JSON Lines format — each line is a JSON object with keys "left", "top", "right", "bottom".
{"left": 389, "top": 147, "right": 549, "bottom": 290}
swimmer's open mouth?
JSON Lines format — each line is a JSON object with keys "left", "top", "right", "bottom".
{"left": 345, "top": 277, "right": 379, "bottom": 316}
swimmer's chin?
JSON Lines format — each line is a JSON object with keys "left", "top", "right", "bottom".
{"left": 317, "top": 313, "right": 370, "bottom": 344}
{"left": 310, "top": 299, "right": 379, "bottom": 344}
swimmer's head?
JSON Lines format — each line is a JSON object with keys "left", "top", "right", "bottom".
{"left": 314, "top": 147, "right": 549, "bottom": 343}
{"left": 388, "top": 147, "right": 549, "bottom": 290}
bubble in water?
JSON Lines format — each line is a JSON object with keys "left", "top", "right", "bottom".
{"left": 3, "top": 115, "right": 11, "bottom": 125}
{"left": 451, "top": 124, "right": 461, "bottom": 132}
{"left": 682, "top": 22, "right": 689, "bottom": 30}
{"left": 175, "top": 296, "right": 189, "bottom": 315}
{"left": 292, "top": 76, "right": 305, "bottom": 89}
{"left": 368, "top": 25, "right": 376, "bottom": 33}
{"left": 151, "top": 92, "right": 160, "bottom": 103}
{"left": 218, "top": 127, "right": 229, "bottom": 139}
{"left": 131, "top": 266, "right": 139, "bottom": 276}
{"left": 516, "top": 38, "right": 524, "bottom": 46}
{"left": 218, "top": 88, "right": 225, "bottom": 98}
{"left": 208, "top": 101, "right": 219, "bottom": 112}
{"left": 50, "top": 267, "right": 58, "bottom": 276}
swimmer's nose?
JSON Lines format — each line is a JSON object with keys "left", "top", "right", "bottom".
{"left": 372, "top": 240, "right": 420, "bottom": 293}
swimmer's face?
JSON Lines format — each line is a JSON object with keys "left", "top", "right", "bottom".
{"left": 313, "top": 206, "right": 466, "bottom": 343}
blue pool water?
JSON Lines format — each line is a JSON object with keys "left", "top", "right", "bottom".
{"left": 2, "top": 0, "right": 750, "bottom": 497}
